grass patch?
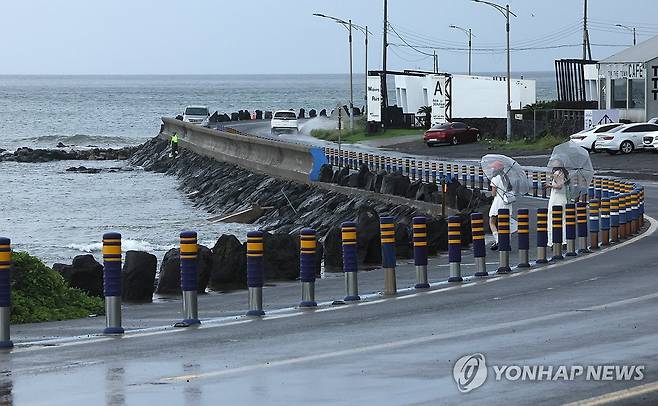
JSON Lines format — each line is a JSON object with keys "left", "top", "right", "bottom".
{"left": 310, "top": 128, "right": 423, "bottom": 143}
{"left": 483, "top": 134, "right": 567, "bottom": 151}
{"left": 10, "top": 252, "right": 105, "bottom": 324}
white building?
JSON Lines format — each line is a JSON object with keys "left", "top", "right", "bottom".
{"left": 598, "top": 35, "right": 658, "bottom": 122}
{"left": 393, "top": 73, "right": 536, "bottom": 119}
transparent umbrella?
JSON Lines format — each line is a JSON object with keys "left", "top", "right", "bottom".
{"left": 481, "top": 154, "right": 531, "bottom": 203}
{"left": 548, "top": 141, "right": 594, "bottom": 201}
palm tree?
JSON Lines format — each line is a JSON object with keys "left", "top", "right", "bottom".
{"left": 418, "top": 106, "right": 432, "bottom": 129}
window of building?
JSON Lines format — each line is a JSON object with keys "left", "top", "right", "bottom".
{"left": 629, "top": 79, "right": 645, "bottom": 109}
{"left": 612, "top": 79, "right": 627, "bottom": 109}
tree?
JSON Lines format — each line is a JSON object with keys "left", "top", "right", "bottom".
{"left": 418, "top": 106, "right": 432, "bottom": 129}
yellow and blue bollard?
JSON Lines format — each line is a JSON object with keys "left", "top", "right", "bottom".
{"left": 565, "top": 204, "right": 577, "bottom": 256}
{"left": 471, "top": 213, "right": 488, "bottom": 276}
{"left": 300, "top": 228, "right": 318, "bottom": 308}
{"left": 577, "top": 202, "right": 590, "bottom": 253}
{"left": 631, "top": 191, "right": 639, "bottom": 235}
{"left": 461, "top": 165, "right": 468, "bottom": 186}
{"left": 246, "top": 231, "right": 265, "bottom": 316}
{"left": 551, "top": 206, "right": 564, "bottom": 261}
{"left": 0, "top": 237, "right": 12, "bottom": 348}
{"left": 431, "top": 162, "right": 437, "bottom": 184}
{"left": 425, "top": 161, "right": 431, "bottom": 183}
{"left": 589, "top": 199, "right": 600, "bottom": 250}
{"left": 478, "top": 167, "right": 484, "bottom": 190}
{"left": 438, "top": 163, "right": 445, "bottom": 182}
{"left": 619, "top": 194, "right": 628, "bottom": 240}
{"left": 497, "top": 209, "right": 512, "bottom": 273}
{"left": 532, "top": 172, "right": 539, "bottom": 197}
{"left": 600, "top": 198, "right": 610, "bottom": 246}
{"left": 380, "top": 216, "right": 397, "bottom": 295}
{"left": 469, "top": 166, "right": 476, "bottom": 189}
{"left": 594, "top": 178, "right": 602, "bottom": 199}
{"left": 448, "top": 216, "right": 463, "bottom": 282}
{"left": 179, "top": 231, "right": 200, "bottom": 325}
{"left": 540, "top": 172, "right": 547, "bottom": 199}
{"left": 517, "top": 209, "right": 530, "bottom": 267}
{"left": 342, "top": 222, "right": 360, "bottom": 301}
{"left": 413, "top": 217, "right": 430, "bottom": 288}
{"left": 103, "top": 232, "right": 124, "bottom": 335}
{"left": 610, "top": 195, "right": 620, "bottom": 242}
{"left": 405, "top": 158, "right": 411, "bottom": 179}
{"left": 536, "top": 208, "right": 549, "bottom": 264}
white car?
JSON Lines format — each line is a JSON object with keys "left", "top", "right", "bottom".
{"left": 271, "top": 110, "right": 299, "bottom": 134}
{"left": 183, "top": 105, "right": 210, "bottom": 125}
{"left": 595, "top": 123, "right": 658, "bottom": 155}
{"left": 569, "top": 123, "right": 623, "bottom": 152}
{"left": 648, "top": 117, "right": 658, "bottom": 124}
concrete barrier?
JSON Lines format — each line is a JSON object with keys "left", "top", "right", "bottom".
{"left": 160, "top": 117, "right": 326, "bottom": 183}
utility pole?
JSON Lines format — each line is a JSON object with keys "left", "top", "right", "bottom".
{"left": 382, "top": 0, "right": 389, "bottom": 109}
{"left": 505, "top": 4, "right": 512, "bottom": 142}
{"left": 583, "top": 0, "right": 592, "bottom": 60}
{"left": 348, "top": 19, "right": 354, "bottom": 133}
{"left": 364, "top": 25, "right": 369, "bottom": 119}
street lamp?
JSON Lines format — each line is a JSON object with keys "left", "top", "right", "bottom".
{"left": 615, "top": 24, "right": 636, "bottom": 46}
{"left": 314, "top": 13, "right": 369, "bottom": 135}
{"left": 449, "top": 25, "right": 475, "bottom": 75}
{"left": 472, "top": 0, "right": 517, "bottom": 142}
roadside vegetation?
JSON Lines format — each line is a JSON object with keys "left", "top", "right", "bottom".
{"left": 310, "top": 127, "right": 423, "bottom": 143}
{"left": 483, "top": 134, "right": 567, "bottom": 151}
{"left": 10, "top": 252, "right": 104, "bottom": 324}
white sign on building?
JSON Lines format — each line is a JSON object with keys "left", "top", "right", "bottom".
{"left": 430, "top": 75, "right": 447, "bottom": 126}
{"left": 584, "top": 109, "right": 620, "bottom": 130}
{"left": 367, "top": 76, "right": 382, "bottom": 122}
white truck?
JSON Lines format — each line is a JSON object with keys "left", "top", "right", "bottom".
{"left": 183, "top": 105, "right": 210, "bottom": 126}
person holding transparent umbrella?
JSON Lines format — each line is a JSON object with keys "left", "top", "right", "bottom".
{"left": 546, "top": 141, "right": 595, "bottom": 245}
{"left": 481, "top": 155, "right": 528, "bottom": 250}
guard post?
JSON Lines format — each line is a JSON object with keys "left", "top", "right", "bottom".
{"left": 471, "top": 213, "right": 488, "bottom": 276}
{"left": 342, "top": 222, "right": 360, "bottom": 301}
{"left": 497, "top": 209, "right": 512, "bottom": 274}
{"left": 589, "top": 199, "right": 600, "bottom": 250}
{"left": 380, "top": 216, "right": 397, "bottom": 295}
{"left": 448, "top": 216, "right": 463, "bottom": 282}
{"left": 551, "top": 206, "right": 564, "bottom": 261}
{"left": 103, "top": 232, "right": 124, "bottom": 335}
{"left": 246, "top": 231, "right": 265, "bottom": 316}
{"left": 413, "top": 217, "right": 430, "bottom": 288}
{"left": 565, "top": 204, "right": 577, "bottom": 256}
{"left": 299, "top": 228, "right": 317, "bottom": 308}
{"left": 541, "top": 173, "right": 547, "bottom": 199}
{"left": 577, "top": 202, "right": 590, "bottom": 253}
{"left": 517, "top": 209, "right": 530, "bottom": 267}
{"left": 600, "top": 198, "right": 611, "bottom": 246}
{"left": 179, "top": 231, "right": 200, "bottom": 325}
{"left": 536, "top": 208, "right": 549, "bottom": 264}
{"left": 0, "top": 237, "right": 12, "bottom": 349}
{"left": 532, "top": 172, "right": 539, "bottom": 197}
{"left": 610, "top": 195, "right": 620, "bottom": 243}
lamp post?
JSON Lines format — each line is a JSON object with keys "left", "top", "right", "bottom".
{"left": 615, "top": 24, "right": 636, "bottom": 46}
{"left": 449, "top": 25, "right": 474, "bottom": 75}
{"left": 472, "top": 0, "right": 516, "bottom": 142}
{"left": 314, "top": 13, "right": 369, "bottom": 134}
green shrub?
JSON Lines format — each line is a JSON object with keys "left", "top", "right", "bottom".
{"left": 10, "top": 252, "right": 104, "bottom": 324}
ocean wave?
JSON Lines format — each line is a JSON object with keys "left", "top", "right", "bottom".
{"left": 18, "top": 134, "right": 141, "bottom": 147}
{"left": 66, "top": 239, "right": 174, "bottom": 253}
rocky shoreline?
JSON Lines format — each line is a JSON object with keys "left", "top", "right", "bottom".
{"left": 0, "top": 145, "right": 138, "bottom": 163}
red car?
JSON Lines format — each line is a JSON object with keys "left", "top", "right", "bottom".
{"left": 423, "top": 122, "right": 480, "bottom": 146}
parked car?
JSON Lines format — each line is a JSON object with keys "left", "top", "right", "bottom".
{"left": 648, "top": 117, "right": 658, "bottom": 124}
{"left": 569, "top": 123, "right": 623, "bottom": 152}
{"left": 423, "top": 122, "right": 480, "bottom": 146}
{"left": 183, "top": 105, "right": 210, "bottom": 125}
{"left": 271, "top": 110, "right": 299, "bottom": 134}
{"left": 595, "top": 123, "right": 658, "bottom": 154}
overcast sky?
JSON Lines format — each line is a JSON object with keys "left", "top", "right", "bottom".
{"left": 1, "top": 0, "right": 657, "bottom": 75}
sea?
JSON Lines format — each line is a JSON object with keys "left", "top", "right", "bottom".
{"left": 0, "top": 73, "right": 557, "bottom": 266}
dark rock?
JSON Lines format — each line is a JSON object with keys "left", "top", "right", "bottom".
{"left": 353, "top": 106, "right": 361, "bottom": 116}
{"left": 231, "top": 112, "right": 239, "bottom": 121}
{"left": 209, "top": 235, "right": 247, "bottom": 291}
{"left": 332, "top": 166, "right": 350, "bottom": 185}
{"left": 309, "top": 109, "right": 317, "bottom": 118}
{"left": 255, "top": 110, "right": 263, "bottom": 120}
{"left": 363, "top": 172, "right": 377, "bottom": 191}
{"left": 56, "top": 142, "right": 67, "bottom": 148}
{"left": 263, "top": 232, "right": 299, "bottom": 280}
{"left": 374, "top": 171, "right": 385, "bottom": 193}
{"left": 322, "top": 227, "right": 343, "bottom": 272}
{"left": 406, "top": 180, "right": 422, "bottom": 199}
{"left": 318, "top": 164, "right": 334, "bottom": 183}
{"left": 175, "top": 115, "right": 183, "bottom": 120}
{"left": 416, "top": 182, "right": 438, "bottom": 202}
{"left": 356, "top": 205, "right": 381, "bottom": 266}
{"left": 445, "top": 179, "right": 492, "bottom": 211}
{"left": 346, "top": 172, "right": 361, "bottom": 188}
{"left": 426, "top": 217, "right": 448, "bottom": 255}
{"left": 356, "top": 164, "right": 370, "bottom": 188}
{"left": 319, "top": 109, "right": 327, "bottom": 117}
{"left": 264, "top": 111, "right": 273, "bottom": 119}
{"left": 395, "top": 222, "right": 413, "bottom": 258}
{"left": 209, "top": 111, "right": 220, "bottom": 123}
{"left": 196, "top": 245, "right": 212, "bottom": 293}
{"left": 155, "top": 248, "right": 181, "bottom": 294}
{"left": 66, "top": 166, "right": 102, "bottom": 174}
{"left": 221, "top": 113, "right": 230, "bottom": 122}
{"left": 53, "top": 254, "right": 103, "bottom": 297}
{"left": 122, "top": 251, "right": 157, "bottom": 302}
{"left": 298, "top": 108, "right": 305, "bottom": 119}
{"left": 380, "top": 172, "right": 410, "bottom": 196}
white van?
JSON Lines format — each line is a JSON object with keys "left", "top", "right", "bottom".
{"left": 271, "top": 110, "right": 299, "bottom": 134}
{"left": 183, "top": 106, "right": 210, "bottom": 125}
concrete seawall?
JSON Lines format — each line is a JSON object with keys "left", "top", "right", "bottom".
{"left": 160, "top": 117, "right": 326, "bottom": 183}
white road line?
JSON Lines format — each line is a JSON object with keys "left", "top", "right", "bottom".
{"left": 564, "top": 380, "right": 658, "bottom": 406}
{"left": 157, "top": 291, "right": 658, "bottom": 384}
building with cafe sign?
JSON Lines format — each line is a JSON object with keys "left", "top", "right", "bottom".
{"left": 598, "top": 35, "right": 658, "bottom": 122}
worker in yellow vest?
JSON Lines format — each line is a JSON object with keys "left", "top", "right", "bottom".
{"left": 170, "top": 132, "right": 179, "bottom": 158}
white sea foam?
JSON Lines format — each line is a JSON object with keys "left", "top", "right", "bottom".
{"left": 299, "top": 117, "right": 337, "bottom": 135}
{"left": 66, "top": 239, "right": 174, "bottom": 253}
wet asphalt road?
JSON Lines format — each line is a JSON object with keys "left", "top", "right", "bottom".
{"left": 2, "top": 121, "right": 658, "bottom": 405}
